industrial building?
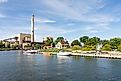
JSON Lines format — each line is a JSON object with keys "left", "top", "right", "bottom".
{"left": 1, "top": 15, "right": 45, "bottom": 49}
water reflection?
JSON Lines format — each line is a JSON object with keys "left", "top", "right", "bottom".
{"left": 72, "top": 56, "right": 81, "bottom": 61}
{"left": 57, "top": 56, "right": 71, "bottom": 64}
{"left": 84, "top": 57, "right": 93, "bottom": 60}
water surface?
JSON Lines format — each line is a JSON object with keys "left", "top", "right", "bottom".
{"left": 0, "top": 51, "right": 121, "bottom": 81}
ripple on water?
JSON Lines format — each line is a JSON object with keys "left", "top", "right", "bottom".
{"left": 0, "top": 51, "right": 121, "bottom": 81}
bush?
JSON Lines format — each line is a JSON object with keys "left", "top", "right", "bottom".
{"left": 101, "top": 44, "right": 111, "bottom": 51}
{"left": 118, "top": 44, "right": 121, "bottom": 52}
{"left": 71, "top": 45, "right": 81, "bottom": 50}
{"left": 40, "top": 48, "right": 60, "bottom": 52}
{"left": 81, "top": 45, "right": 96, "bottom": 51}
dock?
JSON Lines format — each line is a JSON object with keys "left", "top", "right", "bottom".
{"left": 72, "top": 53, "right": 121, "bottom": 59}
{"left": 40, "top": 51, "right": 121, "bottom": 59}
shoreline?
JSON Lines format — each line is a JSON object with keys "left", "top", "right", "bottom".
{"left": 1, "top": 49, "right": 121, "bottom": 59}
{"left": 0, "top": 48, "right": 19, "bottom": 51}
{"left": 72, "top": 52, "right": 121, "bottom": 59}
{"left": 41, "top": 51, "right": 121, "bottom": 59}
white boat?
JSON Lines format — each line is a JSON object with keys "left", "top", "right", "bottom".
{"left": 23, "top": 49, "right": 39, "bottom": 54}
{"left": 57, "top": 52, "right": 72, "bottom": 56}
{"left": 23, "top": 53, "right": 34, "bottom": 56}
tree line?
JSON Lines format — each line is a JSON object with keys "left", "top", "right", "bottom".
{"left": 71, "top": 36, "right": 121, "bottom": 51}
{"left": 1, "top": 36, "right": 121, "bottom": 51}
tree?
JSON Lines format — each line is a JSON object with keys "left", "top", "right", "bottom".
{"left": 86, "top": 37, "right": 100, "bottom": 46}
{"left": 101, "top": 44, "right": 111, "bottom": 51}
{"left": 82, "top": 45, "right": 96, "bottom": 51}
{"left": 118, "top": 44, "right": 121, "bottom": 52}
{"left": 51, "top": 42, "right": 55, "bottom": 47}
{"left": 45, "top": 37, "right": 53, "bottom": 46}
{"left": 80, "top": 37, "right": 100, "bottom": 51}
{"left": 71, "top": 45, "right": 81, "bottom": 50}
{"left": 101, "top": 40, "right": 110, "bottom": 46}
{"left": 35, "top": 44, "right": 40, "bottom": 49}
{"left": 11, "top": 45, "right": 17, "bottom": 49}
{"left": 6, "top": 42, "right": 10, "bottom": 48}
{"left": 14, "top": 37, "right": 18, "bottom": 41}
{"left": 0, "top": 41, "right": 5, "bottom": 48}
{"left": 0, "top": 41, "right": 3, "bottom": 48}
{"left": 55, "top": 37, "right": 64, "bottom": 44}
{"left": 71, "top": 40, "right": 81, "bottom": 46}
{"left": 110, "top": 38, "right": 121, "bottom": 50}
{"left": 80, "top": 36, "right": 89, "bottom": 44}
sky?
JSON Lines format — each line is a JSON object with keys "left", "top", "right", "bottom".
{"left": 0, "top": 0, "right": 121, "bottom": 42}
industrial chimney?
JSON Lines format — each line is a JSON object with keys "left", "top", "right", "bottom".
{"left": 31, "top": 14, "right": 34, "bottom": 43}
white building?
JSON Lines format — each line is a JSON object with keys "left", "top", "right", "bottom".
{"left": 56, "top": 41, "right": 69, "bottom": 49}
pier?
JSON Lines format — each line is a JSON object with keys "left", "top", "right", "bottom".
{"left": 72, "top": 53, "right": 121, "bottom": 59}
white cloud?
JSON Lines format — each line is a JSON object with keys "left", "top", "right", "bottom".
{"left": 84, "top": 27, "right": 98, "bottom": 33}
{"left": 67, "top": 23, "right": 75, "bottom": 26}
{"left": 35, "top": 24, "right": 66, "bottom": 35}
{"left": 0, "top": 0, "right": 7, "bottom": 3}
{"left": 35, "top": 24, "right": 82, "bottom": 35}
{"left": 0, "top": 13, "right": 6, "bottom": 18}
{"left": 36, "top": 25, "right": 64, "bottom": 33}
{"left": 41, "top": 0, "right": 120, "bottom": 33}
{"left": 0, "top": 0, "right": 8, "bottom": 18}
{"left": 42, "top": 0, "right": 106, "bottom": 20}
{"left": 42, "top": 0, "right": 84, "bottom": 20}
{"left": 35, "top": 18, "right": 56, "bottom": 23}
{"left": 83, "top": 22, "right": 111, "bottom": 33}
{"left": 89, "top": 30, "right": 99, "bottom": 33}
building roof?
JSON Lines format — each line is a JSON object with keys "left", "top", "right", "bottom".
{"left": 20, "top": 33, "right": 31, "bottom": 35}
{"left": 57, "top": 40, "right": 69, "bottom": 45}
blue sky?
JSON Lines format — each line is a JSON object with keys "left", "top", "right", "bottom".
{"left": 0, "top": 0, "right": 121, "bottom": 42}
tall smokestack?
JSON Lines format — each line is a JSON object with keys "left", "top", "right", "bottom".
{"left": 31, "top": 14, "right": 34, "bottom": 43}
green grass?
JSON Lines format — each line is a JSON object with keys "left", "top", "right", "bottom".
{"left": 40, "top": 48, "right": 60, "bottom": 52}
{"left": 0, "top": 48, "right": 20, "bottom": 51}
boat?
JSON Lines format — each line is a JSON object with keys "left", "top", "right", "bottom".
{"left": 57, "top": 51, "right": 72, "bottom": 56}
{"left": 23, "top": 53, "right": 34, "bottom": 56}
{"left": 23, "top": 49, "right": 39, "bottom": 54}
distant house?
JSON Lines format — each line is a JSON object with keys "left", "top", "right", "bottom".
{"left": 56, "top": 42, "right": 62, "bottom": 49}
{"left": 56, "top": 40, "right": 69, "bottom": 49}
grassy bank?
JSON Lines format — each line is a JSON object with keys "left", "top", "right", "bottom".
{"left": 40, "top": 48, "right": 60, "bottom": 52}
{"left": 40, "top": 48, "right": 72, "bottom": 52}
{"left": 0, "top": 48, "right": 20, "bottom": 51}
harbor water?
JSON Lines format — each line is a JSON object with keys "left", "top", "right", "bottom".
{"left": 0, "top": 51, "right": 121, "bottom": 81}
